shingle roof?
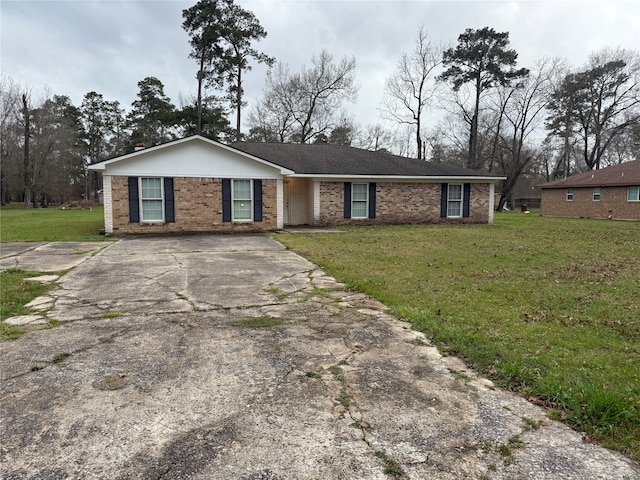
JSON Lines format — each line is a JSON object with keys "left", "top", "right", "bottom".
{"left": 231, "top": 142, "right": 497, "bottom": 178}
{"left": 539, "top": 159, "right": 640, "bottom": 189}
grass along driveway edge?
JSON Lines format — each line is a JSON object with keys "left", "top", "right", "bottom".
{"left": 276, "top": 213, "right": 640, "bottom": 461}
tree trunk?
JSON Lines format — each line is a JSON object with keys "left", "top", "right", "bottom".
{"left": 563, "top": 110, "right": 570, "bottom": 178}
{"left": 235, "top": 63, "right": 242, "bottom": 142}
{"left": 197, "top": 55, "right": 205, "bottom": 136}
{"left": 468, "top": 77, "right": 482, "bottom": 169}
{"left": 416, "top": 113, "right": 422, "bottom": 160}
{"left": 22, "top": 94, "right": 33, "bottom": 209}
{"left": 497, "top": 191, "right": 508, "bottom": 211}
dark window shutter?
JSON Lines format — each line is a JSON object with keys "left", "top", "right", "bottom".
{"left": 463, "top": 183, "right": 471, "bottom": 218}
{"left": 368, "top": 182, "right": 376, "bottom": 219}
{"left": 128, "top": 177, "right": 140, "bottom": 223}
{"left": 440, "top": 183, "right": 448, "bottom": 218}
{"left": 344, "top": 182, "right": 352, "bottom": 219}
{"left": 253, "top": 179, "right": 263, "bottom": 222}
{"left": 164, "top": 177, "right": 175, "bottom": 223}
{"left": 222, "top": 179, "right": 231, "bottom": 222}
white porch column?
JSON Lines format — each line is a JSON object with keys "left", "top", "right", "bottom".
{"left": 488, "top": 183, "right": 495, "bottom": 224}
{"left": 313, "top": 180, "right": 320, "bottom": 225}
{"left": 103, "top": 176, "right": 113, "bottom": 233}
{"left": 276, "top": 178, "right": 284, "bottom": 229}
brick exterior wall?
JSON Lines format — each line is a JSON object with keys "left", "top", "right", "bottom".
{"left": 541, "top": 187, "right": 640, "bottom": 221}
{"left": 109, "top": 176, "right": 278, "bottom": 234}
{"left": 318, "top": 181, "right": 491, "bottom": 225}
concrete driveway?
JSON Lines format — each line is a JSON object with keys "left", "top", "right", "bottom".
{"left": 1, "top": 235, "right": 638, "bottom": 479}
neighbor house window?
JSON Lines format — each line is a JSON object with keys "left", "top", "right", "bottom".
{"left": 351, "top": 183, "right": 368, "bottom": 218}
{"left": 232, "top": 179, "right": 253, "bottom": 221}
{"left": 566, "top": 188, "right": 573, "bottom": 201}
{"left": 593, "top": 187, "right": 601, "bottom": 201}
{"left": 140, "top": 177, "right": 164, "bottom": 222}
{"left": 628, "top": 186, "right": 640, "bottom": 202}
{"left": 447, "top": 184, "right": 463, "bottom": 217}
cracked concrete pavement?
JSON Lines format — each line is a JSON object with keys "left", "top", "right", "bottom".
{"left": 1, "top": 235, "right": 638, "bottom": 479}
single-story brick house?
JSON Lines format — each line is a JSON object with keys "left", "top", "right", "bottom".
{"left": 539, "top": 159, "right": 640, "bottom": 221}
{"left": 89, "top": 135, "right": 505, "bottom": 234}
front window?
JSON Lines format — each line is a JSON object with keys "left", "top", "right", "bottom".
{"left": 593, "top": 188, "right": 601, "bottom": 201}
{"left": 140, "top": 177, "right": 163, "bottom": 222}
{"left": 566, "top": 188, "right": 573, "bottom": 201}
{"left": 351, "top": 183, "right": 368, "bottom": 218}
{"left": 628, "top": 186, "right": 640, "bottom": 202}
{"left": 447, "top": 184, "right": 463, "bottom": 217}
{"left": 232, "top": 179, "right": 253, "bottom": 221}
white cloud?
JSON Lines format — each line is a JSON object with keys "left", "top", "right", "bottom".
{"left": 1, "top": 0, "right": 638, "bottom": 130}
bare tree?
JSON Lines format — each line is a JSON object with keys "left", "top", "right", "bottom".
{"left": 353, "top": 124, "right": 397, "bottom": 152}
{"left": 21, "top": 93, "right": 34, "bottom": 207}
{"left": 248, "top": 50, "right": 358, "bottom": 143}
{"left": 382, "top": 26, "right": 442, "bottom": 159}
{"left": 247, "top": 63, "right": 297, "bottom": 142}
{"left": 0, "top": 76, "right": 21, "bottom": 204}
{"left": 492, "top": 58, "right": 564, "bottom": 210}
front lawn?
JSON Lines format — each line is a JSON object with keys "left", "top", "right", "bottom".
{"left": 0, "top": 204, "right": 106, "bottom": 242}
{"left": 277, "top": 213, "right": 640, "bottom": 461}
{"left": 0, "top": 269, "right": 58, "bottom": 340}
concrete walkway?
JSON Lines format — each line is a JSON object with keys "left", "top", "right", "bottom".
{"left": 1, "top": 235, "right": 638, "bottom": 479}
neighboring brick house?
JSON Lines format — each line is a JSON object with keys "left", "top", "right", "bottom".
{"left": 539, "top": 160, "right": 640, "bottom": 221}
{"left": 89, "top": 135, "right": 504, "bottom": 234}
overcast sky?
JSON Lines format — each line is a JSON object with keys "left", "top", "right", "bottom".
{"left": 2, "top": 0, "right": 639, "bottom": 133}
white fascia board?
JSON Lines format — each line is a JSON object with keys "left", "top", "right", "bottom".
{"left": 288, "top": 174, "right": 506, "bottom": 183}
{"left": 89, "top": 135, "right": 294, "bottom": 176}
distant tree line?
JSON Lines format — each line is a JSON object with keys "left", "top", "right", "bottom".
{"left": 0, "top": 74, "right": 232, "bottom": 206}
{"left": 1, "top": 0, "right": 638, "bottom": 209}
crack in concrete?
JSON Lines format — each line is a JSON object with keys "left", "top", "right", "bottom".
{"left": 3, "top": 326, "right": 135, "bottom": 382}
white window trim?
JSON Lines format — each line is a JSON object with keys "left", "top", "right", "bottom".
{"left": 139, "top": 177, "right": 164, "bottom": 223}
{"left": 628, "top": 186, "right": 640, "bottom": 202}
{"left": 232, "top": 179, "right": 253, "bottom": 222}
{"left": 593, "top": 187, "right": 601, "bottom": 201}
{"left": 447, "top": 183, "right": 463, "bottom": 218}
{"left": 351, "top": 183, "right": 369, "bottom": 219}
{"left": 566, "top": 188, "right": 573, "bottom": 201}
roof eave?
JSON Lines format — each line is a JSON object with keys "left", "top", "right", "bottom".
{"left": 540, "top": 182, "right": 637, "bottom": 189}
{"left": 287, "top": 174, "right": 505, "bottom": 182}
{"left": 87, "top": 135, "right": 294, "bottom": 175}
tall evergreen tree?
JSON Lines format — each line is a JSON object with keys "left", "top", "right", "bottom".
{"left": 127, "top": 77, "right": 176, "bottom": 148}
{"left": 440, "top": 27, "right": 529, "bottom": 169}
{"left": 182, "top": 0, "right": 272, "bottom": 140}
{"left": 546, "top": 49, "right": 640, "bottom": 170}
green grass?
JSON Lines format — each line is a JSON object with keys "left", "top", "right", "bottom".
{"left": 231, "top": 316, "right": 285, "bottom": 328}
{"left": 0, "top": 269, "right": 58, "bottom": 340}
{"left": 51, "top": 352, "right": 71, "bottom": 363}
{"left": 0, "top": 204, "right": 106, "bottom": 242}
{"left": 373, "top": 450, "right": 404, "bottom": 477}
{"left": 277, "top": 213, "right": 640, "bottom": 461}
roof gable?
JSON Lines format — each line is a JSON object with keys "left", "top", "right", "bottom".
{"left": 89, "top": 136, "right": 293, "bottom": 178}
{"left": 539, "top": 159, "right": 640, "bottom": 189}
{"left": 231, "top": 142, "right": 501, "bottom": 179}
